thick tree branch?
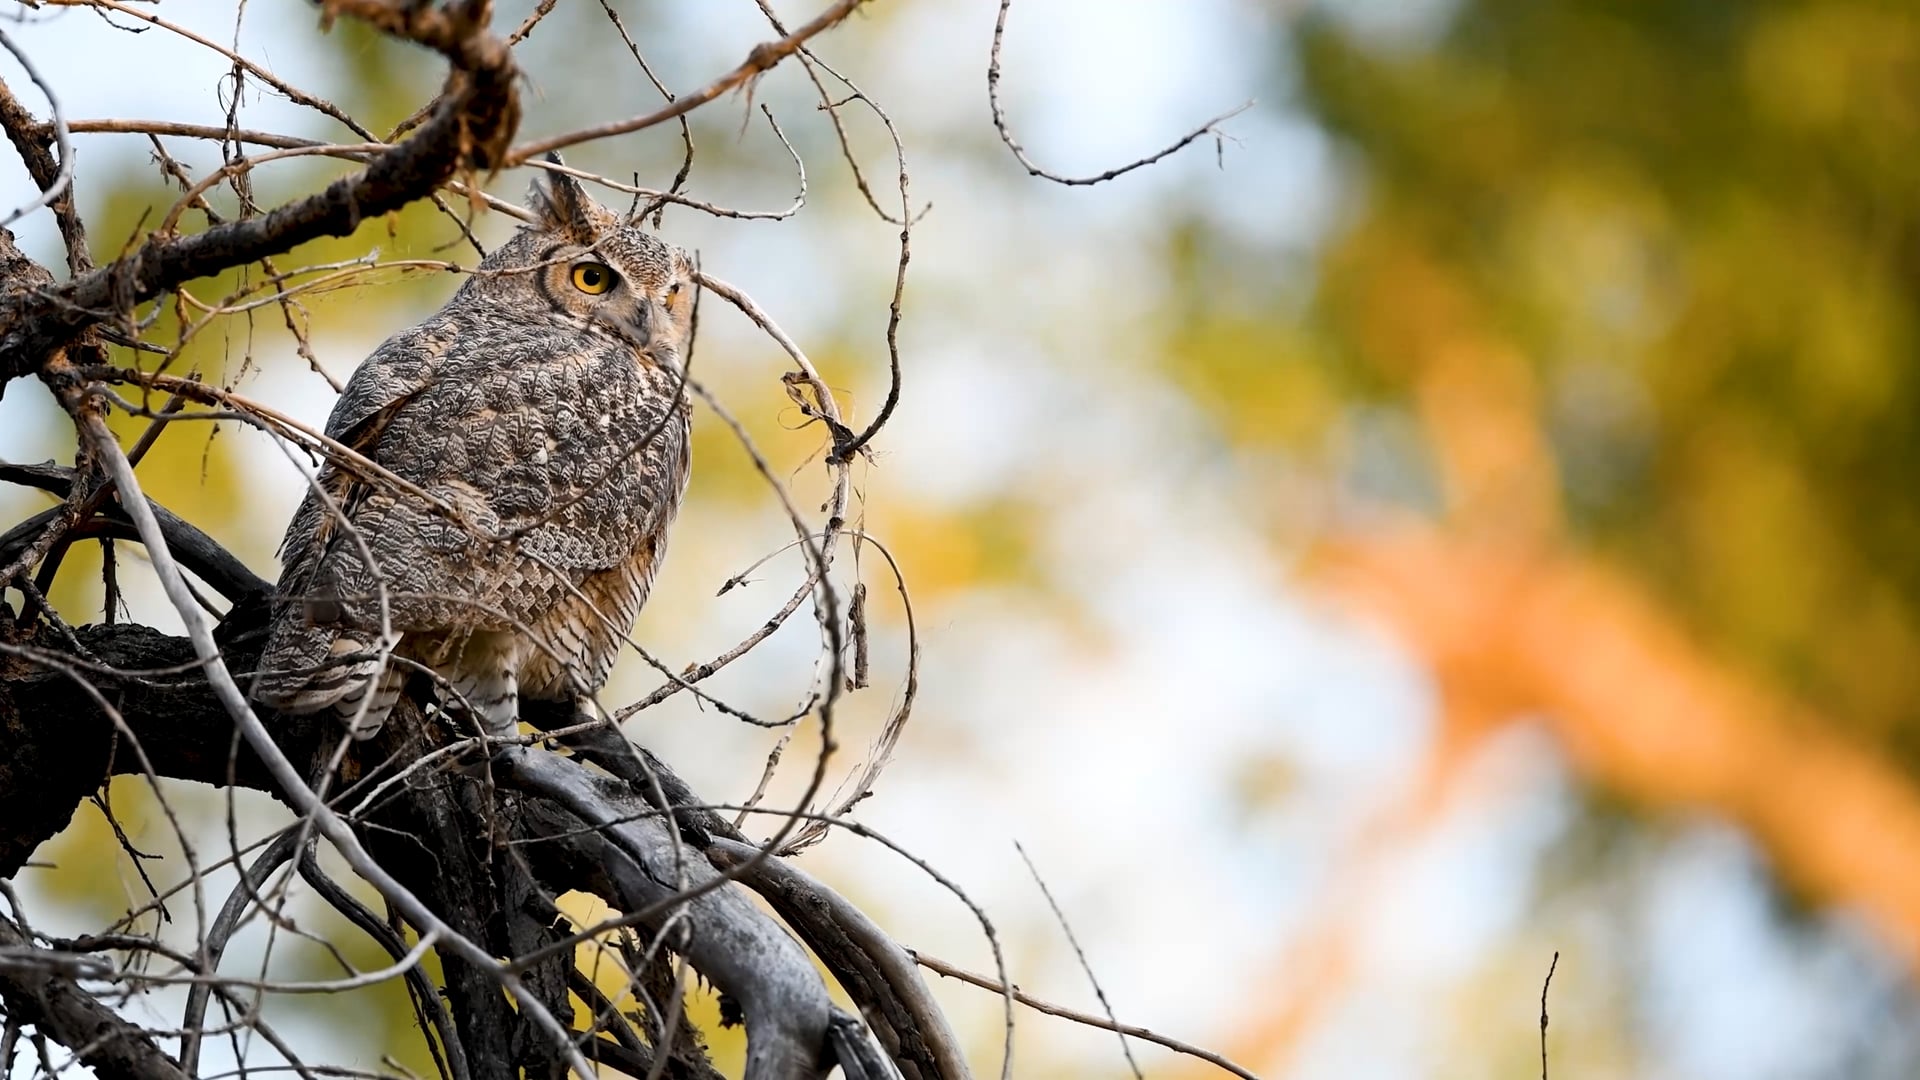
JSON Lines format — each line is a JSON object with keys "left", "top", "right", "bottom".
{"left": 0, "top": 617, "right": 952, "bottom": 1079}
{"left": 503, "top": 749, "right": 833, "bottom": 1080}
{"left": 0, "top": 462, "right": 270, "bottom": 604}
{"left": 0, "top": 915, "right": 188, "bottom": 1080}
{"left": 0, "top": 622, "right": 307, "bottom": 877}
{"left": 0, "top": 74, "right": 88, "bottom": 277}
{"left": 711, "top": 836, "right": 970, "bottom": 1080}
{"left": 0, "top": 0, "right": 518, "bottom": 393}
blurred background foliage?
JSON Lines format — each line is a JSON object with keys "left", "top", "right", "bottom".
{"left": 1275, "top": 0, "right": 1920, "bottom": 758}
{"left": 6, "top": 0, "right": 1920, "bottom": 1076}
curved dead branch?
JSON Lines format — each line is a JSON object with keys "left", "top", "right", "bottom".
{"left": 504, "top": 750, "right": 833, "bottom": 1079}
{"left": 711, "top": 836, "right": 971, "bottom": 1080}
{"left": 986, "top": 0, "right": 1251, "bottom": 186}
{"left": 0, "top": 462, "right": 269, "bottom": 604}
{"left": 0, "top": 915, "right": 188, "bottom": 1080}
{"left": 0, "top": 0, "right": 518, "bottom": 392}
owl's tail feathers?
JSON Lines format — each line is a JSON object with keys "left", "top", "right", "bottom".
{"left": 252, "top": 623, "right": 402, "bottom": 740}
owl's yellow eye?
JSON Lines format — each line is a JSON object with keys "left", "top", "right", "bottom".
{"left": 570, "top": 262, "right": 615, "bottom": 295}
{"left": 663, "top": 282, "right": 682, "bottom": 310}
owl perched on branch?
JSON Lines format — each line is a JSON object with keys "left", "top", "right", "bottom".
{"left": 254, "top": 164, "right": 695, "bottom": 739}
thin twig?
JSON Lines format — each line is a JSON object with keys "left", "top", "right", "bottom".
{"left": 987, "top": 0, "right": 1252, "bottom": 186}
{"left": 1014, "top": 841, "right": 1142, "bottom": 1079}
{"left": 507, "top": 0, "right": 869, "bottom": 164}
{"left": 1541, "top": 950, "right": 1559, "bottom": 1080}
{"left": 595, "top": 0, "right": 693, "bottom": 223}
{"left": 47, "top": 0, "right": 378, "bottom": 141}
{"left": 0, "top": 27, "right": 74, "bottom": 230}
{"left": 913, "top": 952, "right": 1263, "bottom": 1080}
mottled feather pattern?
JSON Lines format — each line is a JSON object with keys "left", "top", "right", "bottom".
{"left": 253, "top": 167, "right": 695, "bottom": 737}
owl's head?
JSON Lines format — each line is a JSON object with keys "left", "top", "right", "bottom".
{"left": 466, "top": 158, "right": 696, "bottom": 365}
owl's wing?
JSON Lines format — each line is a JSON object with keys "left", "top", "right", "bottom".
{"left": 274, "top": 319, "right": 445, "bottom": 570}
{"left": 259, "top": 321, "right": 692, "bottom": 718}
{"left": 325, "top": 314, "right": 467, "bottom": 444}
{"left": 256, "top": 324, "right": 461, "bottom": 715}
{"left": 271, "top": 321, "right": 483, "bottom": 627}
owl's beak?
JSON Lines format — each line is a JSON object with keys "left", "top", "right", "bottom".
{"left": 624, "top": 303, "right": 656, "bottom": 345}
{"left": 597, "top": 303, "right": 654, "bottom": 352}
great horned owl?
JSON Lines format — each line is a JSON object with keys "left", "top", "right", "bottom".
{"left": 253, "top": 167, "right": 694, "bottom": 739}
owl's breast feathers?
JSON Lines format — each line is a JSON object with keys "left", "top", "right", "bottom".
{"left": 255, "top": 314, "right": 690, "bottom": 717}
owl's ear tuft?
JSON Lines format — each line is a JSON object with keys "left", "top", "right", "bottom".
{"left": 529, "top": 153, "right": 615, "bottom": 241}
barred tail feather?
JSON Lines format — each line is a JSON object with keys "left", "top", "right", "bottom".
{"left": 330, "top": 664, "right": 404, "bottom": 740}
{"left": 252, "top": 622, "right": 401, "bottom": 739}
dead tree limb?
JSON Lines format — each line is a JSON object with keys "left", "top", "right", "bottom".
{"left": 0, "top": 0, "right": 518, "bottom": 393}
{"left": 0, "top": 915, "right": 188, "bottom": 1080}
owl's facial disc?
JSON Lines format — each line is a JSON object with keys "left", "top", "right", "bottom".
{"left": 536, "top": 251, "right": 644, "bottom": 344}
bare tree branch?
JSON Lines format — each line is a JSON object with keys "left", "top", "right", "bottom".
{"left": 506, "top": 0, "right": 870, "bottom": 164}
{"left": 0, "top": 49, "right": 86, "bottom": 275}
{"left": 503, "top": 750, "right": 833, "bottom": 1079}
{"left": 986, "top": 0, "right": 1251, "bottom": 186}
{"left": 0, "top": 915, "right": 189, "bottom": 1080}
{"left": 711, "top": 836, "right": 970, "bottom": 1080}
{"left": 913, "top": 951, "right": 1265, "bottom": 1080}
{"left": 0, "top": 0, "right": 519, "bottom": 393}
